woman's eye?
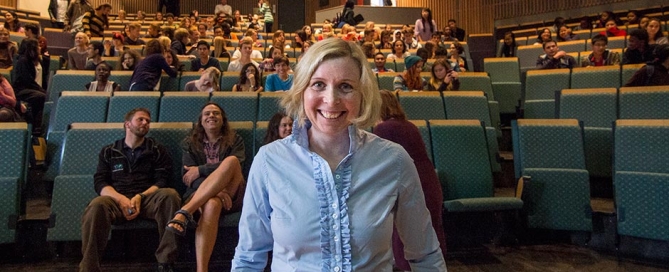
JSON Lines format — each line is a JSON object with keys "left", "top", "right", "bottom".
{"left": 339, "top": 83, "right": 354, "bottom": 93}
{"left": 311, "top": 82, "right": 325, "bottom": 90}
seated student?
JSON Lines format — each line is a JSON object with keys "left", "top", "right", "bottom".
{"left": 447, "top": 41, "right": 467, "bottom": 72}
{"left": 85, "top": 62, "right": 121, "bottom": 92}
{"left": 13, "top": 38, "right": 46, "bottom": 135}
{"left": 360, "top": 42, "right": 375, "bottom": 59}
{"left": 581, "top": 34, "right": 621, "bottom": 67}
{"left": 232, "top": 63, "right": 263, "bottom": 92}
{"left": 103, "top": 32, "right": 128, "bottom": 57}
{"left": 84, "top": 41, "right": 106, "bottom": 70}
{"left": 427, "top": 58, "right": 459, "bottom": 91}
{"left": 190, "top": 41, "right": 221, "bottom": 72}
{"left": 0, "top": 74, "right": 24, "bottom": 122}
{"left": 599, "top": 19, "right": 626, "bottom": 37}
{"left": 387, "top": 40, "right": 411, "bottom": 61}
{"left": 403, "top": 29, "right": 422, "bottom": 49}
{"left": 68, "top": 32, "right": 89, "bottom": 70}
{"left": 116, "top": 49, "right": 141, "bottom": 71}
{"left": 623, "top": 29, "right": 653, "bottom": 65}
{"left": 80, "top": 108, "right": 180, "bottom": 272}
{"left": 499, "top": 31, "right": 516, "bottom": 57}
{"left": 647, "top": 18, "right": 668, "bottom": 45}
{"left": 259, "top": 46, "right": 284, "bottom": 73}
{"left": 164, "top": 49, "right": 183, "bottom": 71}
{"left": 128, "top": 40, "right": 177, "bottom": 91}
{"left": 184, "top": 67, "right": 221, "bottom": 92}
{"left": 212, "top": 36, "right": 232, "bottom": 58}
{"left": 624, "top": 44, "right": 669, "bottom": 86}
{"left": 228, "top": 37, "right": 259, "bottom": 72}
{"left": 171, "top": 28, "right": 191, "bottom": 56}
{"left": 197, "top": 23, "right": 212, "bottom": 40}
{"left": 377, "top": 30, "right": 393, "bottom": 50}
{"left": 533, "top": 28, "right": 553, "bottom": 45}
{"left": 166, "top": 102, "right": 246, "bottom": 272}
{"left": 394, "top": 55, "right": 426, "bottom": 91}
{"left": 264, "top": 56, "right": 293, "bottom": 92}
{"left": 372, "top": 52, "right": 394, "bottom": 73}
{"left": 124, "top": 23, "right": 146, "bottom": 45}
{"left": 163, "top": 13, "right": 178, "bottom": 29}
{"left": 263, "top": 112, "right": 293, "bottom": 145}
{"left": 557, "top": 25, "right": 579, "bottom": 42}
{"left": 536, "top": 39, "right": 576, "bottom": 69}
{"left": 0, "top": 28, "right": 17, "bottom": 69}
{"left": 155, "top": 11, "right": 164, "bottom": 22}
{"left": 232, "top": 32, "right": 263, "bottom": 59}
{"left": 146, "top": 23, "right": 162, "bottom": 39}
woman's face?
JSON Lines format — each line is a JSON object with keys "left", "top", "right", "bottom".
{"left": 449, "top": 43, "right": 458, "bottom": 55}
{"left": 559, "top": 26, "right": 569, "bottom": 38}
{"left": 278, "top": 116, "right": 293, "bottom": 139}
{"left": 605, "top": 20, "right": 617, "bottom": 30}
{"left": 600, "top": 12, "right": 609, "bottom": 21}
{"left": 245, "top": 65, "right": 257, "bottom": 81}
{"left": 639, "top": 17, "right": 650, "bottom": 29}
{"left": 123, "top": 53, "right": 135, "bottom": 67}
{"left": 271, "top": 48, "right": 282, "bottom": 58}
{"left": 421, "top": 10, "right": 429, "bottom": 19}
{"left": 303, "top": 57, "right": 361, "bottom": 138}
{"left": 113, "top": 38, "right": 123, "bottom": 47}
{"left": 393, "top": 41, "right": 403, "bottom": 54}
{"left": 504, "top": 34, "right": 513, "bottom": 45}
{"left": 95, "top": 65, "right": 110, "bottom": 81}
{"left": 234, "top": 11, "right": 241, "bottom": 18}
{"left": 627, "top": 12, "right": 637, "bottom": 22}
{"left": 433, "top": 64, "right": 447, "bottom": 80}
{"left": 164, "top": 52, "right": 174, "bottom": 65}
{"left": 0, "top": 30, "right": 9, "bottom": 42}
{"left": 304, "top": 26, "right": 312, "bottom": 36}
{"left": 541, "top": 29, "right": 551, "bottom": 41}
{"left": 5, "top": 12, "right": 13, "bottom": 21}
{"left": 647, "top": 20, "right": 661, "bottom": 36}
{"left": 200, "top": 104, "right": 223, "bottom": 131}
{"left": 394, "top": 31, "right": 402, "bottom": 40}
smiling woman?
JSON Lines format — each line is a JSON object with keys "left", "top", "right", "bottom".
{"left": 232, "top": 38, "right": 447, "bottom": 271}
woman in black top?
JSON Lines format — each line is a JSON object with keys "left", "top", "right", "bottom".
{"left": 13, "top": 38, "right": 46, "bottom": 135}
{"left": 128, "top": 40, "right": 177, "bottom": 91}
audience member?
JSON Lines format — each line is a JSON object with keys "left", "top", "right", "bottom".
{"left": 125, "top": 23, "right": 146, "bottom": 45}
{"left": 86, "top": 62, "right": 121, "bottom": 92}
{"left": 387, "top": 40, "right": 410, "bottom": 61}
{"left": 24, "top": 23, "right": 40, "bottom": 40}
{"left": 84, "top": 41, "right": 106, "bottom": 70}
{"left": 228, "top": 37, "right": 259, "bottom": 72}
{"left": 427, "top": 58, "right": 460, "bottom": 91}
{"left": 264, "top": 56, "right": 292, "bottom": 92}
{"left": 298, "top": 41, "right": 312, "bottom": 62}
{"left": 374, "top": 90, "right": 448, "bottom": 271}
{"left": 231, "top": 38, "right": 446, "bottom": 271}
{"left": 82, "top": 3, "right": 110, "bottom": 37}
{"left": 414, "top": 8, "right": 437, "bottom": 42}
{"left": 103, "top": 32, "right": 126, "bottom": 57}
{"left": 263, "top": 112, "right": 292, "bottom": 144}
{"left": 4, "top": 11, "right": 23, "bottom": 32}
{"left": 79, "top": 108, "right": 180, "bottom": 272}
{"left": 416, "top": 48, "right": 431, "bottom": 72}
{"left": 164, "top": 13, "right": 177, "bottom": 29}
{"left": 536, "top": 39, "right": 576, "bottom": 69}
{"left": 596, "top": 11, "right": 615, "bottom": 28}
{"left": 623, "top": 29, "right": 653, "bottom": 64}
{"left": 377, "top": 30, "right": 393, "bottom": 50}
{"left": 534, "top": 28, "right": 553, "bottom": 45}
{"left": 162, "top": 27, "right": 175, "bottom": 40}
{"left": 232, "top": 35, "right": 263, "bottom": 59}
{"left": 215, "top": 0, "right": 232, "bottom": 17}
{"left": 403, "top": 29, "right": 422, "bottom": 49}
{"left": 391, "top": 30, "right": 403, "bottom": 43}
{"left": 136, "top": 10, "right": 146, "bottom": 22}
{"left": 232, "top": 63, "right": 263, "bottom": 92}
{"left": 259, "top": 46, "right": 283, "bottom": 73}
{"left": 575, "top": 16, "right": 592, "bottom": 31}
{"left": 232, "top": 10, "right": 243, "bottom": 30}
{"left": 171, "top": 28, "right": 190, "bottom": 55}
{"left": 187, "top": 27, "right": 201, "bottom": 54}
{"left": 0, "top": 74, "right": 24, "bottom": 122}
{"left": 600, "top": 19, "right": 626, "bottom": 37}
{"left": 624, "top": 44, "right": 669, "bottom": 86}
{"left": 129, "top": 39, "right": 177, "bottom": 91}
{"left": 212, "top": 36, "right": 232, "bottom": 58}
{"left": 372, "top": 52, "right": 394, "bottom": 73}
{"left": 0, "top": 28, "right": 17, "bottom": 69}
{"left": 442, "top": 27, "right": 457, "bottom": 42}
{"left": 552, "top": 17, "right": 566, "bottom": 33}
{"left": 155, "top": 11, "right": 164, "bottom": 22}
{"left": 319, "top": 23, "right": 335, "bottom": 40}
{"left": 196, "top": 23, "right": 210, "bottom": 40}
{"left": 647, "top": 18, "right": 668, "bottom": 45}
{"left": 338, "top": 0, "right": 357, "bottom": 28}
{"left": 626, "top": 10, "right": 641, "bottom": 26}
{"left": 190, "top": 41, "right": 220, "bottom": 72}
{"left": 639, "top": 16, "right": 650, "bottom": 29}
{"left": 184, "top": 67, "right": 221, "bottom": 92}
{"left": 65, "top": 0, "right": 93, "bottom": 31}
{"left": 116, "top": 49, "right": 141, "bottom": 71}
{"left": 360, "top": 42, "right": 375, "bottom": 59}
{"left": 13, "top": 38, "right": 46, "bottom": 136}
{"left": 259, "top": 0, "right": 273, "bottom": 32}
{"left": 302, "top": 25, "right": 316, "bottom": 42}
{"left": 448, "top": 41, "right": 467, "bottom": 72}
{"left": 146, "top": 23, "right": 162, "bottom": 39}
{"left": 116, "top": 9, "right": 127, "bottom": 22}
{"left": 499, "top": 31, "right": 516, "bottom": 57}
{"left": 448, "top": 19, "right": 466, "bottom": 41}
{"left": 581, "top": 34, "right": 621, "bottom": 67}
{"left": 68, "top": 32, "right": 89, "bottom": 70}
{"left": 424, "top": 41, "right": 437, "bottom": 60}
{"left": 394, "top": 55, "right": 425, "bottom": 91}
{"left": 557, "top": 25, "right": 579, "bottom": 41}
{"left": 164, "top": 49, "right": 183, "bottom": 71}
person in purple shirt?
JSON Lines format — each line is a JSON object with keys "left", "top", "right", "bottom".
{"left": 129, "top": 39, "right": 177, "bottom": 91}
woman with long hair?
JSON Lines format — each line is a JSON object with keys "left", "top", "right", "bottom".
{"left": 13, "top": 38, "right": 46, "bottom": 135}
{"left": 212, "top": 36, "right": 232, "bottom": 58}
{"left": 263, "top": 112, "right": 293, "bottom": 144}
{"left": 185, "top": 67, "right": 221, "bottom": 92}
{"left": 557, "top": 25, "right": 579, "bottom": 42}
{"left": 534, "top": 28, "right": 553, "bottom": 45}
{"left": 448, "top": 41, "right": 467, "bottom": 72}
{"left": 258, "top": 0, "right": 273, "bottom": 32}
{"left": 499, "top": 31, "right": 517, "bottom": 57}
{"left": 128, "top": 39, "right": 177, "bottom": 91}
{"left": 167, "top": 102, "right": 246, "bottom": 272}
{"left": 116, "top": 49, "right": 141, "bottom": 71}
{"left": 0, "top": 74, "right": 24, "bottom": 122}
{"left": 375, "top": 90, "right": 447, "bottom": 271}
{"left": 646, "top": 18, "right": 668, "bottom": 45}
{"left": 232, "top": 63, "right": 263, "bottom": 92}
{"left": 387, "top": 40, "right": 410, "bottom": 61}
{"left": 427, "top": 59, "right": 459, "bottom": 91}
{"left": 4, "top": 11, "right": 22, "bottom": 32}
{"left": 414, "top": 8, "right": 436, "bottom": 42}
{"left": 394, "top": 55, "right": 425, "bottom": 91}
{"left": 0, "top": 28, "right": 17, "bottom": 68}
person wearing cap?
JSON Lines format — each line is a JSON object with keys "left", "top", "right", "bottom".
{"left": 82, "top": 3, "right": 111, "bottom": 37}
{"left": 104, "top": 32, "right": 128, "bottom": 57}
{"left": 394, "top": 55, "right": 426, "bottom": 91}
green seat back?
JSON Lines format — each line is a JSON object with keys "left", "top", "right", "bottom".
{"left": 210, "top": 92, "right": 258, "bottom": 122}
{"left": 159, "top": 92, "right": 210, "bottom": 122}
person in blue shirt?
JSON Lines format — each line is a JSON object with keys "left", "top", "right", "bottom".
{"left": 263, "top": 56, "right": 293, "bottom": 92}
{"left": 232, "top": 38, "right": 446, "bottom": 271}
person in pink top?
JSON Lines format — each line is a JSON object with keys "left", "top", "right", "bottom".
{"left": 0, "top": 74, "right": 24, "bottom": 121}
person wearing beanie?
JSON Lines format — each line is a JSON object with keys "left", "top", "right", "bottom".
{"left": 393, "top": 55, "right": 426, "bottom": 91}
{"left": 624, "top": 44, "right": 669, "bottom": 86}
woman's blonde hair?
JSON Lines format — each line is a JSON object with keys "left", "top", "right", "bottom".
{"left": 157, "top": 36, "right": 171, "bottom": 52}
{"left": 196, "top": 66, "right": 221, "bottom": 91}
{"left": 281, "top": 38, "right": 380, "bottom": 128}
{"left": 213, "top": 36, "right": 227, "bottom": 58}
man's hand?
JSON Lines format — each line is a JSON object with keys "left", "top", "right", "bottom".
{"left": 117, "top": 195, "right": 139, "bottom": 221}
{"left": 553, "top": 50, "right": 567, "bottom": 59}
{"left": 183, "top": 165, "right": 199, "bottom": 187}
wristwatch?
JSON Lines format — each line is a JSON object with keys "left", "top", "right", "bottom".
{"left": 138, "top": 193, "right": 146, "bottom": 199}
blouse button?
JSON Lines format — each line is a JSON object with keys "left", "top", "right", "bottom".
{"left": 333, "top": 224, "right": 338, "bottom": 230}
{"left": 332, "top": 213, "right": 338, "bottom": 219}
{"left": 335, "top": 174, "right": 340, "bottom": 179}
{"left": 332, "top": 203, "right": 337, "bottom": 208}
{"left": 334, "top": 266, "right": 340, "bottom": 272}
{"left": 334, "top": 236, "right": 339, "bottom": 241}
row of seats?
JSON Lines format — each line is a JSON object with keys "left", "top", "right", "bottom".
{"left": 516, "top": 39, "right": 631, "bottom": 72}
{"left": 0, "top": 123, "right": 28, "bottom": 244}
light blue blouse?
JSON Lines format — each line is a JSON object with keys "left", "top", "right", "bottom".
{"left": 232, "top": 121, "right": 446, "bottom": 271}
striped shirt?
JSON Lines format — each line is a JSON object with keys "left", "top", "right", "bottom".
{"left": 82, "top": 11, "right": 105, "bottom": 37}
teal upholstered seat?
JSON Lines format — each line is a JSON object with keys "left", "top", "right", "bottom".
{"left": 484, "top": 57, "right": 522, "bottom": 114}
{"left": 619, "top": 86, "right": 669, "bottom": 119}
{"left": 210, "top": 92, "right": 258, "bottom": 122}
{"left": 571, "top": 66, "right": 621, "bottom": 89}
{"left": 107, "top": 92, "right": 161, "bottom": 122}
{"left": 257, "top": 92, "right": 285, "bottom": 121}
{"left": 158, "top": 92, "right": 210, "bottom": 122}
{"left": 524, "top": 69, "right": 571, "bottom": 119}
{"left": 397, "top": 91, "right": 445, "bottom": 120}
{"left": 0, "top": 123, "right": 28, "bottom": 243}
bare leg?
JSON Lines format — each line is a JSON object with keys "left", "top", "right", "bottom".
{"left": 195, "top": 198, "right": 223, "bottom": 272}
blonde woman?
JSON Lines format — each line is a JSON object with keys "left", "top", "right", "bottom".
{"left": 184, "top": 67, "right": 221, "bottom": 92}
{"left": 213, "top": 36, "right": 232, "bottom": 58}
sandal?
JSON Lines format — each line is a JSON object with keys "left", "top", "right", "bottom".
{"left": 165, "top": 209, "right": 198, "bottom": 236}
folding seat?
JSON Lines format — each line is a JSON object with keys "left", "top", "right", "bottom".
{"left": 443, "top": 91, "right": 501, "bottom": 173}
{"left": 571, "top": 66, "right": 621, "bottom": 89}
{"left": 516, "top": 44, "right": 544, "bottom": 72}
{"left": 210, "top": 92, "right": 258, "bottom": 122}
{"left": 586, "top": 36, "right": 626, "bottom": 50}
{"left": 229, "top": 121, "right": 255, "bottom": 180}
{"left": 558, "top": 88, "right": 617, "bottom": 178}
{"left": 393, "top": 59, "right": 405, "bottom": 72}
{"left": 524, "top": 69, "right": 570, "bottom": 118}
{"left": 107, "top": 70, "right": 133, "bottom": 91}
{"left": 397, "top": 91, "right": 445, "bottom": 120}
{"left": 484, "top": 57, "right": 522, "bottom": 114}
{"left": 179, "top": 71, "right": 203, "bottom": 90}
{"left": 178, "top": 56, "right": 192, "bottom": 71}
{"left": 253, "top": 121, "right": 268, "bottom": 156}
{"left": 146, "top": 122, "right": 194, "bottom": 195}
{"left": 257, "top": 92, "right": 286, "bottom": 121}
{"left": 457, "top": 72, "right": 501, "bottom": 136}
{"left": 429, "top": 119, "right": 522, "bottom": 213}
{"left": 408, "top": 120, "right": 433, "bottom": 163}
{"left": 220, "top": 71, "right": 239, "bottom": 91}
{"left": 512, "top": 119, "right": 592, "bottom": 232}
{"left": 126, "top": 45, "right": 144, "bottom": 56}
{"left": 621, "top": 63, "right": 646, "bottom": 87}
{"left": 158, "top": 92, "right": 210, "bottom": 122}
{"left": 377, "top": 73, "right": 396, "bottom": 91}
{"left": 101, "top": 56, "right": 118, "bottom": 70}
{"left": 48, "top": 123, "right": 124, "bottom": 242}
{"left": 557, "top": 40, "right": 587, "bottom": 54}
{"left": 0, "top": 123, "right": 28, "bottom": 243}
{"left": 47, "top": 70, "right": 95, "bottom": 102}
{"left": 619, "top": 86, "right": 669, "bottom": 119}
{"left": 614, "top": 120, "right": 669, "bottom": 241}
{"left": 107, "top": 92, "right": 161, "bottom": 122}
{"left": 218, "top": 57, "right": 231, "bottom": 72}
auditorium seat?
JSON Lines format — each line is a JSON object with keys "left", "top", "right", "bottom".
{"left": 0, "top": 123, "right": 28, "bottom": 244}
{"left": 146, "top": 122, "right": 194, "bottom": 195}
{"left": 397, "top": 91, "right": 445, "bottom": 120}
{"left": 107, "top": 70, "right": 134, "bottom": 91}
{"left": 230, "top": 121, "right": 255, "bottom": 179}
{"left": 621, "top": 63, "right": 645, "bottom": 86}
{"left": 158, "top": 92, "right": 210, "bottom": 122}
{"left": 179, "top": 71, "right": 203, "bottom": 90}
{"left": 524, "top": 69, "right": 570, "bottom": 118}
{"left": 377, "top": 73, "right": 395, "bottom": 90}
{"left": 516, "top": 44, "right": 544, "bottom": 72}
{"left": 619, "top": 86, "right": 669, "bottom": 119}
{"left": 257, "top": 92, "right": 285, "bottom": 121}
{"left": 408, "top": 119, "right": 433, "bottom": 163}
{"left": 457, "top": 72, "right": 501, "bottom": 135}
{"left": 220, "top": 71, "right": 239, "bottom": 91}
{"left": 210, "top": 92, "right": 258, "bottom": 122}
{"left": 571, "top": 66, "right": 621, "bottom": 89}
{"left": 253, "top": 121, "right": 268, "bottom": 156}
{"left": 107, "top": 92, "right": 161, "bottom": 122}
{"left": 512, "top": 119, "right": 592, "bottom": 232}
{"left": 484, "top": 57, "right": 522, "bottom": 114}
{"left": 47, "top": 70, "right": 95, "bottom": 102}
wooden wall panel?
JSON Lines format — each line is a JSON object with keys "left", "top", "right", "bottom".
{"left": 306, "top": 0, "right": 341, "bottom": 26}
{"left": 0, "top": 0, "right": 14, "bottom": 8}
{"left": 394, "top": 0, "right": 494, "bottom": 35}
{"left": 86, "top": 0, "right": 266, "bottom": 17}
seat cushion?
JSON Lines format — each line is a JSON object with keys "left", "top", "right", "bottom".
{"left": 443, "top": 197, "right": 523, "bottom": 212}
